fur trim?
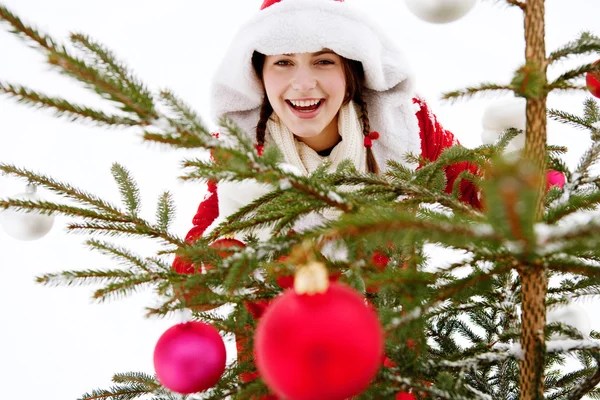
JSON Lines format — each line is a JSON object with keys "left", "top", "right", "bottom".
{"left": 210, "top": 0, "right": 421, "bottom": 170}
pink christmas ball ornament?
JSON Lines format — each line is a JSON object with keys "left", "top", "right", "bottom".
{"left": 546, "top": 170, "right": 566, "bottom": 191}
{"left": 153, "top": 321, "right": 226, "bottom": 394}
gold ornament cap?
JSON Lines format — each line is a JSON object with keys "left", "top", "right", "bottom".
{"left": 294, "top": 261, "right": 329, "bottom": 295}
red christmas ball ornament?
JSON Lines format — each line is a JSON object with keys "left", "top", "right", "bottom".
{"left": 586, "top": 60, "right": 600, "bottom": 99}
{"left": 173, "top": 238, "right": 245, "bottom": 311}
{"left": 397, "top": 392, "right": 417, "bottom": 400}
{"left": 254, "top": 280, "right": 384, "bottom": 400}
{"left": 154, "top": 321, "right": 226, "bottom": 394}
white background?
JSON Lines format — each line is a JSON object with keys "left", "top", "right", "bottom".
{"left": 0, "top": 0, "right": 598, "bottom": 398}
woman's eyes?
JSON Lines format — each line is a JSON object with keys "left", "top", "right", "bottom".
{"left": 273, "top": 59, "right": 335, "bottom": 66}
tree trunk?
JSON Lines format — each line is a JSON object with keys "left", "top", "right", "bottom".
{"left": 519, "top": 0, "right": 548, "bottom": 399}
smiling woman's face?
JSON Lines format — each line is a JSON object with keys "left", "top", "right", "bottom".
{"left": 262, "top": 50, "right": 346, "bottom": 150}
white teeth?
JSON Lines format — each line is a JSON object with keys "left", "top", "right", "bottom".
{"left": 290, "top": 99, "right": 321, "bottom": 107}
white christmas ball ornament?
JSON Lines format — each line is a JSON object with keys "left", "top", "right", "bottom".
{"left": 404, "top": 0, "right": 476, "bottom": 24}
{"left": 481, "top": 98, "right": 526, "bottom": 151}
{"left": 547, "top": 302, "right": 592, "bottom": 338}
{"left": 0, "top": 184, "right": 54, "bottom": 241}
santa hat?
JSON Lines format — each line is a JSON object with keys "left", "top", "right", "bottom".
{"left": 210, "top": 0, "right": 422, "bottom": 170}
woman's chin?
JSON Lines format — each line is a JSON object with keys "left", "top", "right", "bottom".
{"left": 292, "top": 129, "right": 323, "bottom": 139}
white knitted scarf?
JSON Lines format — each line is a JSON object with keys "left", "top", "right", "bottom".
{"left": 267, "top": 101, "right": 367, "bottom": 175}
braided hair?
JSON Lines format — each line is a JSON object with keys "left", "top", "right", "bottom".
{"left": 251, "top": 51, "right": 379, "bottom": 174}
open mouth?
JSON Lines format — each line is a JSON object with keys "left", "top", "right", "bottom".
{"left": 286, "top": 99, "right": 324, "bottom": 113}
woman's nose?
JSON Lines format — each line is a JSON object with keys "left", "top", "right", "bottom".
{"left": 291, "top": 68, "right": 317, "bottom": 91}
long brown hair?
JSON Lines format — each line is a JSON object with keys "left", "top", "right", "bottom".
{"left": 251, "top": 51, "right": 379, "bottom": 174}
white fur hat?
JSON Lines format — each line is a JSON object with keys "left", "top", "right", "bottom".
{"left": 210, "top": 0, "right": 422, "bottom": 170}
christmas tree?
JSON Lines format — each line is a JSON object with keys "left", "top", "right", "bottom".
{"left": 1, "top": 0, "right": 600, "bottom": 399}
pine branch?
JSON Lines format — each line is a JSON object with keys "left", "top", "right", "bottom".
{"left": 111, "top": 163, "right": 141, "bottom": 218}
{"left": 35, "top": 268, "right": 141, "bottom": 287}
{"left": 573, "top": 145, "right": 600, "bottom": 189}
{"left": 0, "top": 163, "right": 122, "bottom": 214}
{"left": 434, "top": 264, "right": 513, "bottom": 306}
{"left": 563, "top": 366, "right": 600, "bottom": 400}
{"left": 584, "top": 98, "right": 600, "bottom": 123}
{"left": 144, "top": 297, "right": 190, "bottom": 318}
{"left": 0, "top": 165, "right": 184, "bottom": 245}
{"left": 548, "top": 108, "right": 595, "bottom": 131}
{"left": 0, "top": 198, "right": 130, "bottom": 222}
{"left": 548, "top": 276, "right": 600, "bottom": 299}
{"left": 437, "top": 348, "right": 519, "bottom": 368}
{"left": 66, "top": 222, "right": 184, "bottom": 246}
{"left": 47, "top": 53, "right": 159, "bottom": 122}
{"left": 544, "top": 191, "right": 600, "bottom": 225}
{"left": 442, "top": 83, "right": 513, "bottom": 103}
{"left": 544, "top": 255, "right": 600, "bottom": 278}
{"left": 86, "top": 239, "right": 156, "bottom": 274}
{"left": 1, "top": 5, "right": 159, "bottom": 121}
{"left": 0, "top": 82, "right": 141, "bottom": 126}
{"left": 159, "top": 90, "right": 211, "bottom": 137}
{"left": 70, "top": 33, "right": 155, "bottom": 111}
{"left": 92, "top": 274, "right": 163, "bottom": 303}
{"left": 210, "top": 196, "right": 319, "bottom": 240}
{"left": 549, "top": 63, "right": 599, "bottom": 89}
{"left": 155, "top": 191, "right": 175, "bottom": 231}
{"left": 537, "top": 218, "right": 600, "bottom": 257}
{"left": 79, "top": 387, "right": 152, "bottom": 400}
{"left": 546, "top": 84, "right": 588, "bottom": 94}
{"left": 111, "top": 372, "right": 161, "bottom": 387}
{"left": 548, "top": 32, "right": 600, "bottom": 64}
{"left": 142, "top": 131, "right": 207, "bottom": 148}
{"left": 218, "top": 115, "right": 258, "bottom": 155}
{"left": 0, "top": 4, "right": 64, "bottom": 52}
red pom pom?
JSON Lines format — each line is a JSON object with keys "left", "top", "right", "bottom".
{"left": 396, "top": 392, "right": 417, "bottom": 400}
{"left": 255, "top": 282, "right": 384, "bottom": 400}
{"left": 364, "top": 131, "right": 380, "bottom": 148}
{"left": 154, "top": 322, "right": 226, "bottom": 394}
